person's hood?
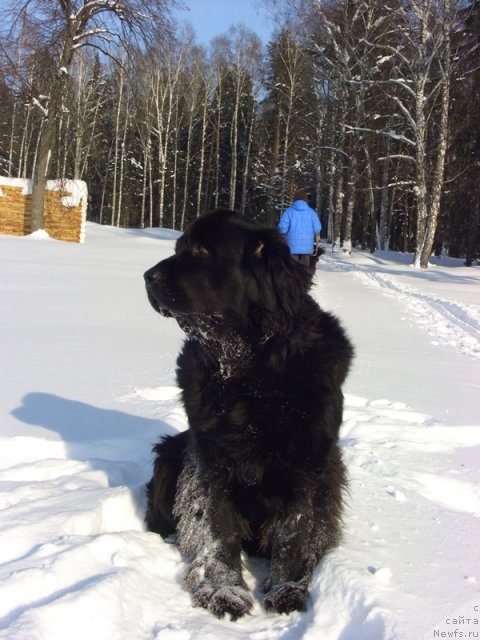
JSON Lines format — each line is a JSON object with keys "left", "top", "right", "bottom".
{"left": 291, "top": 199, "right": 309, "bottom": 210}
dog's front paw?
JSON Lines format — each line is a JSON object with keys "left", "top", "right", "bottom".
{"left": 263, "top": 582, "right": 309, "bottom": 615}
{"left": 191, "top": 583, "right": 253, "bottom": 620}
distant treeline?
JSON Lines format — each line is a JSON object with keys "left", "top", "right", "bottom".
{"left": 0, "top": 0, "right": 478, "bottom": 264}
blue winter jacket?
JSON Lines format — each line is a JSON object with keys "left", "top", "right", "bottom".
{"left": 278, "top": 200, "right": 322, "bottom": 255}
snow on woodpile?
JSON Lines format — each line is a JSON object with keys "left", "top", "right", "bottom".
{"left": 0, "top": 177, "right": 88, "bottom": 243}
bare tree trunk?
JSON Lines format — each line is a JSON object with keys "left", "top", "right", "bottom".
{"left": 364, "top": 144, "right": 376, "bottom": 252}
{"left": 158, "top": 66, "right": 179, "bottom": 227}
{"left": 140, "top": 139, "right": 151, "bottom": 228}
{"left": 31, "top": 25, "right": 76, "bottom": 231}
{"left": 419, "top": 0, "right": 451, "bottom": 268}
{"left": 333, "top": 170, "right": 344, "bottom": 253}
{"left": 79, "top": 86, "right": 105, "bottom": 179}
{"left": 229, "top": 72, "right": 241, "bottom": 210}
{"left": 326, "top": 160, "right": 335, "bottom": 245}
{"left": 18, "top": 105, "right": 32, "bottom": 178}
{"left": 153, "top": 72, "right": 165, "bottom": 227}
{"left": 264, "top": 104, "right": 281, "bottom": 226}
{"left": 8, "top": 95, "right": 17, "bottom": 177}
{"left": 195, "top": 105, "right": 207, "bottom": 217}
{"left": 378, "top": 151, "right": 391, "bottom": 251}
{"left": 99, "top": 160, "right": 109, "bottom": 225}
{"left": 343, "top": 151, "right": 357, "bottom": 255}
{"left": 280, "top": 82, "right": 295, "bottom": 212}
{"left": 59, "top": 111, "right": 70, "bottom": 182}
{"left": 196, "top": 78, "right": 210, "bottom": 218}
{"left": 171, "top": 99, "right": 180, "bottom": 229}
{"left": 180, "top": 102, "right": 195, "bottom": 230}
{"left": 148, "top": 150, "right": 154, "bottom": 228}
{"left": 30, "top": 113, "right": 56, "bottom": 230}
{"left": 413, "top": 95, "right": 428, "bottom": 267}
{"left": 214, "top": 76, "right": 223, "bottom": 209}
{"left": 115, "top": 106, "right": 129, "bottom": 227}
{"left": 332, "top": 97, "right": 346, "bottom": 252}
{"left": 111, "top": 69, "right": 125, "bottom": 226}
{"left": 72, "top": 55, "right": 87, "bottom": 180}
{"left": 240, "top": 102, "right": 256, "bottom": 216}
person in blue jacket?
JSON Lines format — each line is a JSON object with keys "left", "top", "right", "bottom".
{"left": 278, "top": 190, "right": 321, "bottom": 266}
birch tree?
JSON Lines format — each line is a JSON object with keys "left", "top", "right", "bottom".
{"left": 148, "top": 41, "right": 187, "bottom": 228}
{"left": 371, "top": 0, "right": 456, "bottom": 267}
{"left": 266, "top": 0, "right": 465, "bottom": 262}
{"left": 444, "top": 0, "right": 480, "bottom": 264}
{"left": 194, "top": 57, "right": 214, "bottom": 218}
{"left": 209, "top": 38, "right": 228, "bottom": 209}
{"left": 179, "top": 60, "right": 201, "bottom": 230}
{"left": 68, "top": 53, "right": 108, "bottom": 181}
{"left": 1, "top": 0, "right": 477, "bottom": 260}
{"left": 132, "top": 57, "right": 155, "bottom": 228}
{"left": 262, "top": 29, "right": 319, "bottom": 220}
{"left": 1, "top": 0, "right": 176, "bottom": 232}
{"left": 306, "top": 0, "right": 398, "bottom": 253}
{"left": 227, "top": 28, "right": 263, "bottom": 211}
{"left": 329, "top": 0, "right": 458, "bottom": 266}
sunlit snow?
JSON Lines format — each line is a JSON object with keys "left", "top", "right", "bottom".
{"left": 0, "top": 223, "right": 479, "bottom": 639}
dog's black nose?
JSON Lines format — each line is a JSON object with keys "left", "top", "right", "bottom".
{"left": 144, "top": 265, "right": 161, "bottom": 284}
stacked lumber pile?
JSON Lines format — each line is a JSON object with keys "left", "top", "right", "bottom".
{"left": 0, "top": 178, "right": 88, "bottom": 243}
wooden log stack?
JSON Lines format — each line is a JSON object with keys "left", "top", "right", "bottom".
{"left": 0, "top": 178, "right": 88, "bottom": 243}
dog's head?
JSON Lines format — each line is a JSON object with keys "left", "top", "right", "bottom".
{"left": 144, "top": 210, "right": 312, "bottom": 336}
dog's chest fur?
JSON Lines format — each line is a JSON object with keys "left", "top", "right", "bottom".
{"left": 176, "top": 338, "right": 308, "bottom": 492}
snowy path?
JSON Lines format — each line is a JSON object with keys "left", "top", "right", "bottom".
{"left": 315, "top": 252, "right": 480, "bottom": 425}
{"left": 320, "top": 252, "right": 480, "bottom": 359}
{"left": 0, "top": 225, "right": 479, "bottom": 640}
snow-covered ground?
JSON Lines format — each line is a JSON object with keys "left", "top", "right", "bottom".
{"left": 0, "top": 222, "right": 479, "bottom": 640}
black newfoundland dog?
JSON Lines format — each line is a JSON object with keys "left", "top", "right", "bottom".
{"left": 144, "top": 210, "right": 353, "bottom": 619}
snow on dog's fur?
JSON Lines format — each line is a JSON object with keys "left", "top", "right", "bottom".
{"left": 144, "top": 210, "right": 354, "bottom": 619}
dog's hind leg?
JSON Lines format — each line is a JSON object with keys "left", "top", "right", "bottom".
{"left": 146, "top": 431, "right": 188, "bottom": 538}
{"left": 174, "top": 450, "right": 253, "bottom": 620}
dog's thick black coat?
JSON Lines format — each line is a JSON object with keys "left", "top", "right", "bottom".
{"left": 144, "top": 210, "right": 353, "bottom": 619}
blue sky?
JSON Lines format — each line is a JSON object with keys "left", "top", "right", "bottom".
{"left": 174, "top": 0, "right": 275, "bottom": 45}
{"left": 0, "top": 0, "right": 275, "bottom": 46}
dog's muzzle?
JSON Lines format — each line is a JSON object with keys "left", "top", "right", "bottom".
{"left": 144, "top": 265, "right": 173, "bottom": 317}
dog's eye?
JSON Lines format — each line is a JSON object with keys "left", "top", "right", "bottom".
{"left": 192, "top": 245, "right": 210, "bottom": 257}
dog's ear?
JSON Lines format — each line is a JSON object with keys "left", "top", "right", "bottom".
{"left": 248, "top": 228, "right": 312, "bottom": 334}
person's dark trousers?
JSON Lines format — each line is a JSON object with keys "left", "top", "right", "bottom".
{"left": 291, "top": 254, "right": 310, "bottom": 266}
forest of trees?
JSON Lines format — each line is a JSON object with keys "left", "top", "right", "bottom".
{"left": 0, "top": 0, "right": 479, "bottom": 266}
